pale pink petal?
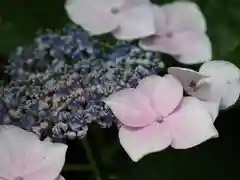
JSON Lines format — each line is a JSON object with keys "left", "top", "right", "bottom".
{"left": 65, "top": 0, "right": 119, "bottom": 35}
{"left": 151, "top": 5, "right": 168, "bottom": 35}
{"left": 103, "top": 89, "right": 156, "bottom": 127}
{"left": 138, "top": 5, "right": 167, "bottom": 51}
{"left": 0, "top": 125, "right": 41, "bottom": 180}
{"left": 113, "top": 4, "right": 155, "bottom": 40}
{"left": 168, "top": 67, "right": 207, "bottom": 94}
{"left": 119, "top": 122, "right": 172, "bottom": 162}
{"left": 0, "top": 126, "right": 67, "bottom": 180}
{"left": 23, "top": 140, "right": 67, "bottom": 180}
{"left": 137, "top": 75, "right": 183, "bottom": 117}
{"left": 140, "top": 31, "right": 212, "bottom": 64}
{"left": 164, "top": 1, "right": 206, "bottom": 33}
{"left": 200, "top": 100, "right": 220, "bottom": 122}
{"left": 199, "top": 61, "right": 240, "bottom": 109}
{"left": 165, "top": 97, "right": 218, "bottom": 149}
{"left": 175, "top": 32, "right": 212, "bottom": 64}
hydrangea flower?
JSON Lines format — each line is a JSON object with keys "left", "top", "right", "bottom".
{"left": 65, "top": 0, "right": 156, "bottom": 40}
{"left": 168, "top": 60, "right": 240, "bottom": 111}
{"left": 0, "top": 125, "right": 67, "bottom": 180}
{"left": 104, "top": 75, "right": 218, "bottom": 162}
{"left": 1, "top": 25, "right": 165, "bottom": 141}
{"left": 139, "top": 1, "right": 212, "bottom": 64}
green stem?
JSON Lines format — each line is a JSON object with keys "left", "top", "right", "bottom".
{"left": 63, "top": 164, "right": 92, "bottom": 171}
{"left": 82, "top": 139, "right": 102, "bottom": 180}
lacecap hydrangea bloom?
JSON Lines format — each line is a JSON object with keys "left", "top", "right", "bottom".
{"left": 103, "top": 60, "right": 240, "bottom": 162}
{"left": 0, "top": 24, "right": 165, "bottom": 141}
{"left": 65, "top": 0, "right": 212, "bottom": 65}
{"left": 104, "top": 74, "right": 218, "bottom": 162}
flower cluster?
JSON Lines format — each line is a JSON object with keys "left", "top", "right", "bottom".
{"left": 0, "top": 25, "right": 165, "bottom": 141}
{"left": 67, "top": 0, "right": 240, "bottom": 162}
{"left": 66, "top": 0, "right": 211, "bottom": 64}
{"left": 104, "top": 60, "right": 240, "bottom": 162}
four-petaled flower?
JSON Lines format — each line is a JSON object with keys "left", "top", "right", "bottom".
{"left": 0, "top": 125, "right": 67, "bottom": 180}
{"left": 65, "top": 0, "right": 156, "bottom": 40}
{"left": 168, "top": 60, "right": 240, "bottom": 112}
{"left": 104, "top": 75, "right": 218, "bottom": 162}
{"left": 139, "top": 1, "right": 212, "bottom": 64}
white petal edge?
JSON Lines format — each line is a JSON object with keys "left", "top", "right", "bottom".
{"left": 220, "top": 82, "right": 240, "bottom": 109}
{"left": 199, "top": 60, "right": 240, "bottom": 82}
{"left": 199, "top": 60, "right": 240, "bottom": 108}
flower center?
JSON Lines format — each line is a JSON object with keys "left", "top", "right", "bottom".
{"left": 157, "top": 116, "right": 164, "bottom": 123}
{"left": 166, "top": 32, "right": 173, "bottom": 38}
{"left": 110, "top": 7, "right": 120, "bottom": 14}
{"left": 189, "top": 80, "right": 198, "bottom": 92}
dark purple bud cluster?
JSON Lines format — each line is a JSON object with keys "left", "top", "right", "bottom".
{"left": 1, "top": 24, "right": 165, "bottom": 141}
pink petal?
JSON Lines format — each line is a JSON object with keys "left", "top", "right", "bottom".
{"left": 0, "top": 126, "right": 67, "bottom": 180}
{"left": 163, "top": 1, "right": 206, "bottom": 33}
{"left": 119, "top": 122, "right": 172, "bottom": 162}
{"left": 65, "top": 0, "right": 119, "bottom": 35}
{"left": 113, "top": 4, "right": 155, "bottom": 40}
{"left": 151, "top": 5, "right": 168, "bottom": 35}
{"left": 168, "top": 67, "right": 207, "bottom": 95}
{"left": 199, "top": 60, "right": 240, "bottom": 109}
{"left": 103, "top": 89, "right": 156, "bottom": 127}
{"left": 140, "top": 31, "right": 212, "bottom": 64}
{"left": 165, "top": 97, "right": 218, "bottom": 149}
{"left": 0, "top": 125, "right": 42, "bottom": 179}
{"left": 23, "top": 141, "right": 67, "bottom": 180}
{"left": 137, "top": 75, "right": 183, "bottom": 117}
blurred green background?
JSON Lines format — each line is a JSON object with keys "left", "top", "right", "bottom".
{"left": 0, "top": 0, "right": 240, "bottom": 180}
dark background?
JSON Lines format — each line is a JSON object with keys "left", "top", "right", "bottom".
{"left": 0, "top": 0, "right": 240, "bottom": 179}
